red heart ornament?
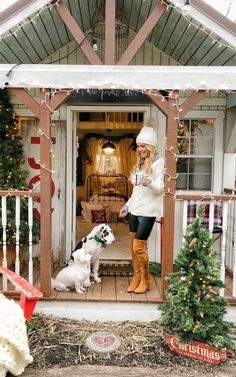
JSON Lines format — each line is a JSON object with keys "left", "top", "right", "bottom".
{"left": 91, "top": 335, "right": 116, "bottom": 348}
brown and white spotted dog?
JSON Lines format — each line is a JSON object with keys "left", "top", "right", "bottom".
{"left": 66, "top": 223, "right": 115, "bottom": 287}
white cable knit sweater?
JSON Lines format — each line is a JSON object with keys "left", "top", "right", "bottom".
{"left": 126, "top": 157, "right": 164, "bottom": 217}
{"left": 0, "top": 294, "right": 33, "bottom": 377}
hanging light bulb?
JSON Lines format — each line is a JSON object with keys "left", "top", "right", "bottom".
{"left": 182, "top": 0, "right": 190, "bottom": 16}
{"left": 102, "top": 140, "right": 116, "bottom": 154}
{"left": 92, "top": 37, "right": 98, "bottom": 51}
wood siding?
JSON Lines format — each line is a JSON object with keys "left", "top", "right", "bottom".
{"left": 21, "top": 119, "right": 66, "bottom": 264}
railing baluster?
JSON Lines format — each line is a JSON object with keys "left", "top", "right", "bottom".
{"left": 28, "top": 196, "right": 33, "bottom": 284}
{"left": 15, "top": 196, "right": 20, "bottom": 277}
{"left": 1, "top": 196, "right": 8, "bottom": 290}
{"left": 0, "top": 190, "right": 40, "bottom": 293}
{"left": 225, "top": 201, "right": 231, "bottom": 268}
{"left": 219, "top": 201, "right": 228, "bottom": 297}
{"left": 229, "top": 201, "right": 234, "bottom": 270}
{"left": 233, "top": 200, "right": 236, "bottom": 297}
{"left": 182, "top": 200, "right": 188, "bottom": 244}
{"left": 209, "top": 200, "right": 214, "bottom": 238}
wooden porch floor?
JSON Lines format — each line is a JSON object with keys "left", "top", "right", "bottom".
{"left": 1, "top": 265, "right": 236, "bottom": 305}
{"left": 41, "top": 270, "right": 162, "bottom": 303}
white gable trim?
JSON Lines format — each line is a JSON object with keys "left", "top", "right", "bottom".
{"left": 1, "top": 64, "right": 236, "bottom": 90}
{"left": 170, "top": 0, "right": 236, "bottom": 47}
{"left": 0, "top": 0, "right": 51, "bottom": 37}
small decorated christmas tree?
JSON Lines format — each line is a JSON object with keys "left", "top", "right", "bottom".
{"left": 160, "top": 204, "right": 233, "bottom": 350}
{"left": 0, "top": 88, "right": 39, "bottom": 247}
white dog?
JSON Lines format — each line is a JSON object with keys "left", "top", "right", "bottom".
{"left": 66, "top": 223, "right": 115, "bottom": 287}
{"left": 52, "top": 248, "right": 91, "bottom": 293}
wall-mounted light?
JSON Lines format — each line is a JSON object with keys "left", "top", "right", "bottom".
{"left": 182, "top": 0, "right": 190, "bottom": 16}
{"left": 102, "top": 140, "right": 116, "bottom": 154}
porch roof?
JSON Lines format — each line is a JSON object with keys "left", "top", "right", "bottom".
{"left": 0, "top": 0, "right": 235, "bottom": 66}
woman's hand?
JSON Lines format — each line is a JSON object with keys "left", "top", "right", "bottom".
{"left": 119, "top": 207, "right": 128, "bottom": 217}
{"left": 142, "top": 174, "right": 151, "bottom": 186}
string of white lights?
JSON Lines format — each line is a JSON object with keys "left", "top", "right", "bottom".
{"left": 0, "top": 0, "right": 233, "bottom": 54}
{"left": 0, "top": 188, "right": 36, "bottom": 198}
{"left": 36, "top": 160, "right": 55, "bottom": 174}
{"left": 0, "top": 0, "right": 61, "bottom": 41}
{"left": 165, "top": 190, "right": 236, "bottom": 200}
{"left": 161, "top": 0, "right": 235, "bottom": 51}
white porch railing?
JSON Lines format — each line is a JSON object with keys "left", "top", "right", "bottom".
{"left": 0, "top": 191, "right": 40, "bottom": 291}
{"left": 177, "top": 192, "right": 236, "bottom": 299}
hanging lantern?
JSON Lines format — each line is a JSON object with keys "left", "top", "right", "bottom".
{"left": 91, "top": 1, "right": 129, "bottom": 62}
{"left": 102, "top": 140, "right": 116, "bottom": 154}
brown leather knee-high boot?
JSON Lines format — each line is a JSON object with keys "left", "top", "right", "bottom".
{"left": 132, "top": 239, "right": 151, "bottom": 294}
{"left": 127, "top": 232, "right": 141, "bottom": 293}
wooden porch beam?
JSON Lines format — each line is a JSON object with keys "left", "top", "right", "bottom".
{"left": 39, "top": 88, "right": 52, "bottom": 297}
{"left": 161, "top": 92, "right": 179, "bottom": 298}
{"left": 53, "top": 0, "right": 102, "bottom": 65}
{"left": 50, "top": 90, "right": 75, "bottom": 112}
{"left": 117, "top": 1, "right": 167, "bottom": 65}
{"left": 2, "top": 65, "right": 236, "bottom": 90}
{"left": 105, "top": 0, "right": 116, "bottom": 64}
{"left": 146, "top": 91, "right": 168, "bottom": 116}
{"left": 9, "top": 88, "right": 40, "bottom": 118}
{"left": 180, "top": 90, "right": 207, "bottom": 117}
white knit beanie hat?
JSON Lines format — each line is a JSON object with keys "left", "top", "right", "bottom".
{"left": 136, "top": 118, "right": 158, "bottom": 149}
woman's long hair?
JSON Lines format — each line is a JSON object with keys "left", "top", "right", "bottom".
{"left": 131, "top": 144, "right": 157, "bottom": 176}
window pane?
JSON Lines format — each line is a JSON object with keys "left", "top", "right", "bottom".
{"left": 177, "top": 137, "right": 189, "bottom": 155}
{"left": 176, "top": 174, "right": 188, "bottom": 190}
{"left": 189, "top": 158, "right": 212, "bottom": 174}
{"left": 189, "top": 174, "right": 211, "bottom": 190}
{"left": 191, "top": 119, "right": 214, "bottom": 137}
{"left": 190, "top": 137, "right": 213, "bottom": 155}
{"left": 177, "top": 119, "right": 214, "bottom": 191}
{"left": 178, "top": 120, "right": 190, "bottom": 136}
{"left": 177, "top": 158, "right": 189, "bottom": 173}
{"left": 177, "top": 157, "right": 212, "bottom": 190}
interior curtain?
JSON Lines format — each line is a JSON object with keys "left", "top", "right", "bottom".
{"left": 116, "top": 138, "right": 136, "bottom": 196}
{"left": 82, "top": 137, "right": 136, "bottom": 199}
{"left": 82, "top": 138, "right": 101, "bottom": 200}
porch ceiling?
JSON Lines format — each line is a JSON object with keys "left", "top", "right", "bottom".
{"left": 0, "top": 0, "right": 235, "bottom": 66}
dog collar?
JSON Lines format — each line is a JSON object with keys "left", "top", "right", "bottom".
{"left": 94, "top": 234, "right": 106, "bottom": 248}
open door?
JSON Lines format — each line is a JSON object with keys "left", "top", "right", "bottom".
{"left": 65, "top": 109, "right": 77, "bottom": 259}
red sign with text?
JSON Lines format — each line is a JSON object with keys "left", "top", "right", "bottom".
{"left": 165, "top": 333, "right": 227, "bottom": 364}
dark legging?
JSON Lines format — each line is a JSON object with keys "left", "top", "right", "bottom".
{"left": 128, "top": 213, "right": 156, "bottom": 241}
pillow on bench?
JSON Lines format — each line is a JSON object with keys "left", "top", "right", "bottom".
{"left": 81, "top": 201, "right": 111, "bottom": 223}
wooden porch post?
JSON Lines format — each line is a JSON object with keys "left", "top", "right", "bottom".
{"left": 148, "top": 90, "right": 208, "bottom": 299}
{"left": 9, "top": 88, "right": 73, "bottom": 297}
{"left": 105, "top": 0, "right": 116, "bottom": 64}
{"left": 39, "top": 89, "right": 52, "bottom": 297}
{"left": 161, "top": 92, "right": 179, "bottom": 297}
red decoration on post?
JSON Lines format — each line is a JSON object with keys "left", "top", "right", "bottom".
{"left": 165, "top": 333, "right": 227, "bottom": 364}
{"left": 28, "top": 136, "right": 56, "bottom": 219}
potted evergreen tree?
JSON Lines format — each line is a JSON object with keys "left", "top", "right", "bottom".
{"left": 159, "top": 204, "right": 233, "bottom": 364}
{"left": 0, "top": 88, "right": 39, "bottom": 268}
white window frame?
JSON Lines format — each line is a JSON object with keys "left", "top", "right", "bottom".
{"left": 176, "top": 110, "right": 224, "bottom": 194}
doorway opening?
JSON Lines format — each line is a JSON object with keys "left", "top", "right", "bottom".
{"left": 75, "top": 109, "right": 145, "bottom": 265}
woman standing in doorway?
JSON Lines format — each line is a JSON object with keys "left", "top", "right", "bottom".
{"left": 119, "top": 119, "right": 164, "bottom": 294}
